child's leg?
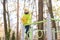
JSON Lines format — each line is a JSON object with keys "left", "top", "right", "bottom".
{"left": 25, "top": 25, "right": 30, "bottom": 37}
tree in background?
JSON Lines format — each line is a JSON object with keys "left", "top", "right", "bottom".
{"left": 11, "top": 31, "right": 15, "bottom": 40}
{"left": 3, "top": 0, "right": 12, "bottom": 40}
{"left": 38, "top": 0, "right": 44, "bottom": 40}
{"left": 17, "top": 0, "right": 19, "bottom": 40}
{"left": 3, "top": 0, "right": 8, "bottom": 40}
{"left": 6, "top": 0, "right": 11, "bottom": 40}
{"left": 47, "top": 0, "right": 57, "bottom": 40}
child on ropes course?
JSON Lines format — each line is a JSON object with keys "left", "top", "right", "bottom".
{"left": 21, "top": 8, "right": 32, "bottom": 38}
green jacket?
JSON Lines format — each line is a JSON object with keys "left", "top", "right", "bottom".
{"left": 22, "top": 13, "right": 32, "bottom": 26}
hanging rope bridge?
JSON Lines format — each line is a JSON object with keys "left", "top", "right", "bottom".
{"left": 23, "top": 18, "right": 60, "bottom": 40}
{"left": 25, "top": 18, "right": 60, "bottom": 25}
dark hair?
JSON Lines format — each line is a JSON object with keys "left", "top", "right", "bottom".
{"left": 25, "top": 12, "right": 29, "bottom": 14}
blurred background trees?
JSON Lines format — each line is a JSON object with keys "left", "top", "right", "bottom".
{"left": 0, "top": 0, "right": 60, "bottom": 40}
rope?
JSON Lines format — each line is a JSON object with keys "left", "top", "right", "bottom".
{"left": 25, "top": 18, "right": 60, "bottom": 25}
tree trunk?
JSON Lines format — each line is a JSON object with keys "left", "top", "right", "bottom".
{"left": 47, "top": 0, "right": 57, "bottom": 40}
{"left": 3, "top": 0, "right": 8, "bottom": 40}
{"left": 38, "top": 0, "right": 44, "bottom": 40}
{"left": 7, "top": 8, "right": 11, "bottom": 40}
{"left": 17, "top": 0, "right": 19, "bottom": 40}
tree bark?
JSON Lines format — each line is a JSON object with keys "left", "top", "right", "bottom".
{"left": 3, "top": 0, "right": 8, "bottom": 40}
{"left": 38, "top": 0, "right": 44, "bottom": 40}
{"left": 47, "top": 0, "right": 57, "bottom": 40}
{"left": 17, "top": 0, "right": 19, "bottom": 40}
{"left": 7, "top": 7, "right": 11, "bottom": 40}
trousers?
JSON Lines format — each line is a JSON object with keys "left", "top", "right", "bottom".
{"left": 25, "top": 25, "right": 30, "bottom": 37}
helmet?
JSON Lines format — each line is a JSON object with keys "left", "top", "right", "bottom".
{"left": 24, "top": 8, "right": 29, "bottom": 12}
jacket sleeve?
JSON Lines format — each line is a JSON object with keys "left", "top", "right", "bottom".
{"left": 27, "top": 14, "right": 32, "bottom": 25}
